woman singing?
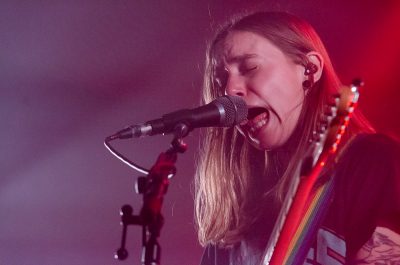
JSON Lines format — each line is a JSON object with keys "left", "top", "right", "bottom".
{"left": 195, "top": 11, "right": 400, "bottom": 265}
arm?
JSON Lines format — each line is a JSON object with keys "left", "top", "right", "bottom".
{"left": 351, "top": 226, "right": 400, "bottom": 264}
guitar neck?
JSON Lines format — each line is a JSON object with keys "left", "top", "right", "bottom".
{"left": 261, "top": 83, "right": 361, "bottom": 265}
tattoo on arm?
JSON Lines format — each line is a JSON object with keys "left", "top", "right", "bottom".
{"left": 352, "top": 227, "right": 400, "bottom": 264}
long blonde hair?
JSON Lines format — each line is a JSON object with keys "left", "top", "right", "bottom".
{"left": 195, "top": 11, "right": 373, "bottom": 247}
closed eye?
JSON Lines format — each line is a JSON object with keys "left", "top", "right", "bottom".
{"left": 240, "top": 65, "right": 258, "bottom": 75}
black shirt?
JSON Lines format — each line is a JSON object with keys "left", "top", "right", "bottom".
{"left": 200, "top": 134, "right": 400, "bottom": 265}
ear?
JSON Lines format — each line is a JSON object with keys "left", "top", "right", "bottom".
{"left": 305, "top": 51, "right": 324, "bottom": 82}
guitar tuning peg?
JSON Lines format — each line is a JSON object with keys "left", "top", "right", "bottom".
{"left": 330, "top": 96, "right": 340, "bottom": 108}
{"left": 316, "top": 122, "right": 327, "bottom": 134}
{"left": 319, "top": 128, "right": 326, "bottom": 134}
{"left": 320, "top": 121, "right": 329, "bottom": 129}
{"left": 324, "top": 107, "right": 332, "bottom": 117}
{"left": 324, "top": 105, "right": 337, "bottom": 117}
{"left": 318, "top": 115, "right": 330, "bottom": 133}
{"left": 312, "top": 130, "right": 325, "bottom": 143}
{"left": 331, "top": 93, "right": 341, "bottom": 103}
{"left": 352, "top": 78, "right": 364, "bottom": 88}
{"left": 312, "top": 130, "right": 320, "bottom": 142}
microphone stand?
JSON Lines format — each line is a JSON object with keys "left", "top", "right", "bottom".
{"left": 114, "top": 123, "right": 189, "bottom": 265}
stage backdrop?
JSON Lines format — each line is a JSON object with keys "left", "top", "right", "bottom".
{"left": 1, "top": 1, "right": 399, "bottom": 264}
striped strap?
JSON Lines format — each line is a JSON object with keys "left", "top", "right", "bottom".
{"left": 283, "top": 177, "right": 335, "bottom": 264}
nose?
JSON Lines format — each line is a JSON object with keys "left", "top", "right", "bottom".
{"left": 224, "top": 75, "right": 247, "bottom": 97}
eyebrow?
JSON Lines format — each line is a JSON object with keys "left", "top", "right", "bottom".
{"left": 224, "top": 53, "right": 258, "bottom": 64}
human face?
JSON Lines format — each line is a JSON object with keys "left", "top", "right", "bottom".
{"left": 217, "top": 31, "right": 306, "bottom": 150}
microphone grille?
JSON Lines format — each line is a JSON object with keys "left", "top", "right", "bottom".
{"left": 216, "top": 95, "right": 248, "bottom": 126}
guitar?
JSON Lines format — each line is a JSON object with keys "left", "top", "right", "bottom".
{"left": 262, "top": 81, "right": 361, "bottom": 265}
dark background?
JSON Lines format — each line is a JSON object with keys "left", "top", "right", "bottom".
{"left": 1, "top": 1, "right": 399, "bottom": 264}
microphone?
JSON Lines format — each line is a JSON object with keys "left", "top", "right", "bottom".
{"left": 110, "top": 95, "right": 248, "bottom": 139}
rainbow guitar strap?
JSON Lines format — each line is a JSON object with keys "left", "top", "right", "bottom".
{"left": 283, "top": 176, "right": 335, "bottom": 264}
{"left": 263, "top": 81, "right": 362, "bottom": 265}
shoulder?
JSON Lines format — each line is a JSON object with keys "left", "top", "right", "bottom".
{"left": 336, "top": 133, "right": 400, "bottom": 174}
{"left": 343, "top": 133, "right": 399, "bottom": 157}
{"left": 334, "top": 132, "right": 400, "bottom": 191}
{"left": 329, "top": 133, "right": 400, "bottom": 256}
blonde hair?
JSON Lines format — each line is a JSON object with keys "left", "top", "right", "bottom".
{"left": 195, "top": 11, "right": 373, "bottom": 247}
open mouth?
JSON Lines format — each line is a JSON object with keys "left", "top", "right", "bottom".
{"left": 248, "top": 107, "right": 268, "bottom": 120}
{"left": 241, "top": 107, "right": 270, "bottom": 134}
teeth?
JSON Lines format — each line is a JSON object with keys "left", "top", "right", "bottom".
{"left": 240, "top": 110, "right": 269, "bottom": 135}
{"left": 253, "top": 112, "right": 268, "bottom": 122}
{"left": 249, "top": 119, "right": 267, "bottom": 133}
